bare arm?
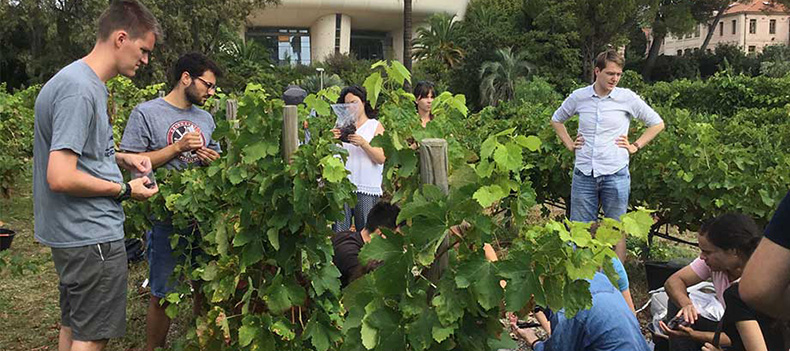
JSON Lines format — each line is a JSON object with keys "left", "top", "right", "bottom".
{"left": 550, "top": 121, "right": 576, "bottom": 152}
{"left": 351, "top": 123, "right": 386, "bottom": 164}
{"left": 48, "top": 150, "right": 122, "bottom": 197}
{"left": 736, "top": 320, "right": 769, "bottom": 351}
{"left": 131, "top": 131, "right": 203, "bottom": 169}
{"left": 633, "top": 122, "right": 664, "bottom": 149}
{"left": 137, "top": 143, "right": 182, "bottom": 169}
{"left": 740, "top": 238, "right": 790, "bottom": 319}
{"left": 621, "top": 288, "right": 636, "bottom": 314}
{"left": 665, "top": 265, "right": 705, "bottom": 323}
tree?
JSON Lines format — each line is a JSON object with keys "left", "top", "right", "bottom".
{"left": 404, "top": 0, "right": 413, "bottom": 74}
{"left": 573, "top": 0, "right": 638, "bottom": 82}
{"left": 641, "top": 0, "right": 699, "bottom": 80}
{"left": 0, "top": 0, "right": 279, "bottom": 90}
{"left": 699, "top": 0, "right": 732, "bottom": 53}
{"left": 412, "top": 13, "right": 465, "bottom": 69}
{"left": 479, "top": 47, "right": 535, "bottom": 106}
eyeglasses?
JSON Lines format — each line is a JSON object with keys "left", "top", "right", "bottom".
{"left": 192, "top": 76, "right": 216, "bottom": 92}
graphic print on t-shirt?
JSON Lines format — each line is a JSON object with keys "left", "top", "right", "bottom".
{"left": 167, "top": 120, "right": 205, "bottom": 163}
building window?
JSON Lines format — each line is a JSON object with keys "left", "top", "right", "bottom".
{"left": 246, "top": 27, "right": 311, "bottom": 66}
{"left": 684, "top": 48, "right": 692, "bottom": 55}
{"left": 695, "top": 25, "right": 700, "bottom": 37}
{"left": 677, "top": 49, "right": 683, "bottom": 56}
{"left": 749, "top": 45, "right": 756, "bottom": 53}
{"left": 350, "top": 30, "right": 388, "bottom": 60}
{"left": 770, "top": 19, "right": 776, "bottom": 34}
{"left": 719, "top": 22, "right": 724, "bottom": 36}
{"left": 732, "top": 19, "right": 737, "bottom": 34}
{"left": 749, "top": 19, "right": 756, "bottom": 34}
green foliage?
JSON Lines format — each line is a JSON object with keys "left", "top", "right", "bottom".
{"left": 294, "top": 74, "right": 345, "bottom": 95}
{"left": 759, "top": 45, "right": 790, "bottom": 78}
{"left": 467, "top": 75, "right": 790, "bottom": 234}
{"left": 0, "top": 84, "right": 38, "bottom": 197}
{"left": 0, "top": 0, "right": 278, "bottom": 89}
{"left": 412, "top": 13, "right": 465, "bottom": 69}
{"left": 317, "top": 53, "right": 375, "bottom": 87}
{"left": 479, "top": 48, "right": 535, "bottom": 107}
{"left": 125, "top": 82, "right": 355, "bottom": 350}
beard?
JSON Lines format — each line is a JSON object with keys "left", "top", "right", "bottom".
{"left": 185, "top": 84, "right": 207, "bottom": 106}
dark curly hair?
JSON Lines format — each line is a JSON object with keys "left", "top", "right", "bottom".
{"left": 337, "top": 85, "right": 378, "bottom": 119}
{"left": 700, "top": 213, "right": 763, "bottom": 258}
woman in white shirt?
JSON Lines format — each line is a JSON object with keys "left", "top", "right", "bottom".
{"left": 331, "top": 85, "right": 385, "bottom": 232}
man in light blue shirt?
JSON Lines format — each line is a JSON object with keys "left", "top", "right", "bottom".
{"left": 551, "top": 49, "right": 664, "bottom": 261}
{"left": 510, "top": 272, "right": 650, "bottom": 351}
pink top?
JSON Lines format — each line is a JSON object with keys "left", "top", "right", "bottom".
{"left": 689, "top": 257, "right": 731, "bottom": 306}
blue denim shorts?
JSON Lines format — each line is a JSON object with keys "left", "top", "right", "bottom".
{"left": 147, "top": 221, "right": 200, "bottom": 298}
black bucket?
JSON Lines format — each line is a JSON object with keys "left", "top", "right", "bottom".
{"left": 644, "top": 260, "right": 687, "bottom": 291}
{"left": 0, "top": 228, "right": 16, "bottom": 251}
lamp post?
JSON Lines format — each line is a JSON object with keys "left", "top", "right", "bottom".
{"left": 316, "top": 67, "right": 325, "bottom": 91}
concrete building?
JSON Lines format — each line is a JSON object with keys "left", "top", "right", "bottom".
{"left": 661, "top": 1, "right": 790, "bottom": 56}
{"left": 245, "top": 0, "right": 469, "bottom": 66}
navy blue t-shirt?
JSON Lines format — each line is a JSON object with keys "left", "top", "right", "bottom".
{"left": 765, "top": 191, "right": 790, "bottom": 249}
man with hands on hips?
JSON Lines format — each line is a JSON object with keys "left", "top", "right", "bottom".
{"left": 551, "top": 49, "right": 664, "bottom": 263}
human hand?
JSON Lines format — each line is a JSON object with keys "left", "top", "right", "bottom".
{"left": 196, "top": 147, "right": 220, "bottom": 163}
{"left": 658, "top": 320, "right": 696, "bottom": 339}
{"left": 331, "top": 128, "right": 341, "bottom": 139}
{"left": 570, "top": 134, "right": 584, "bottom": 152}
{"left": 346, "top": 133, "right": 368, "bottom": 147}
{"left": 119, "top": 153, "right": 152, "bottom": 174}
{"left": 677, "top": 303, "right": 699, "bottom": 325}
{"left": 176, "top": 132, "right": 204, "bottom": 152}
{"left": 702, "top": 342, "right": 723, "bottom": 351}
{"left": 128, "top": 177, "right": 158, "bottom": 201}
{"left": 615, "top": 135, "right": 638, "bottom": 154}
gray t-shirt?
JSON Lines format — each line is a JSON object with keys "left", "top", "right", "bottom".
{"left": 119, "top": 98, "right": 220, "bottom": 170}
{"left": 33, "top": 60, "right": 125, "bottom": 248}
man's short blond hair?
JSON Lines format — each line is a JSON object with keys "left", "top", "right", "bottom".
{"left": 97, "top": 0, "right": 162, "bottom": 42}
{"left": 594, "top": 49, "right": 625, "bottom": 70}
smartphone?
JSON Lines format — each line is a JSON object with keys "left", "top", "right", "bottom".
{"left": 132, "top": 170, "right": 157, "bottom": 189}
{"left": 667, "top": 315, "right": 690, "bottom": 330}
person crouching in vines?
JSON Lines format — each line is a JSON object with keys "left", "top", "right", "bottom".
{"left": 330, "top": 85, "right": 386, "bottom": 232}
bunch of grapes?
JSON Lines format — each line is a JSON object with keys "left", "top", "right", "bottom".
{"left": 339, "top": 124, "right": 357, "bottom": 143}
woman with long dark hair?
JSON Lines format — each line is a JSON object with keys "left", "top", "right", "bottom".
{"left": 413, "top": 81, "right": 435, "bottom": 128}
{"left": 661, "top": 213, "right": 783, "bottom": 351}
{"left": 331, "top": 85, "right": 385, "bottom": 232}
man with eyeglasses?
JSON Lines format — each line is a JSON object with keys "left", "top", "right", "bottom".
{"left": 119, "top": 52, "right": 222, "bottom": 351}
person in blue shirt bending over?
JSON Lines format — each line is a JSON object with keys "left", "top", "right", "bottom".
{"left": 551, "top": 49, "right": 665, "bottom": 262}
{"left": 509, "top": 272, "right": 650, "bottom": 351}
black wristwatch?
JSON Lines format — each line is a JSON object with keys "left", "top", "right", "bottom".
{"left": 115, "top": 182, "right": 132, "bottom": 202}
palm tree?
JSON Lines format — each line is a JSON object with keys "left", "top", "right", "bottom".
{"left": 404, "top": 0, "right": 413, "bottom": 73}
{"left": 412, "top": 13, "right": 465, "bottom": 69}
{"left": 479, "top": 48, "right": 535, "bottom": 107}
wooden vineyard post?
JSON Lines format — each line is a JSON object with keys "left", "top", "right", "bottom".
{"left": 282, "top": 105, "right": 299, "bottom": 161}
{"left": 225, "top": 99, "right": 238, "bottom": 151}
{"left": 419, "top": 139, "right": 450, "bottom": 289}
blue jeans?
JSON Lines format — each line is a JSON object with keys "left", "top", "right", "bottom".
{"left": 147, "top": 221, "right": 200, "bottom": 298}
{"left": 570, "top": 166, "right": 630, "bottom": 223}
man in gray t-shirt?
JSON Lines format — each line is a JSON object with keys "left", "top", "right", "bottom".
{"left": 33, "top": 2, "right": 160, "bottom": 350}
{"left": 119, "top": 53, "right": 222, "bottom": 351}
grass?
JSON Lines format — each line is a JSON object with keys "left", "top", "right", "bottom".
{"left": 0, "top": 166, "right": 191, "bottom": 351}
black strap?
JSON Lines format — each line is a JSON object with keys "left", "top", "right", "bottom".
{"left": 712, "top": 319, "right": 724, "bottom": 348}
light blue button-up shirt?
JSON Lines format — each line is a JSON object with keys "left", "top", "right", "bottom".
{"left": 533, "top": 272, "right": 650, "bottom": 351}
{"left": 552, "top": 86, "right": 663, "bottom": 177}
